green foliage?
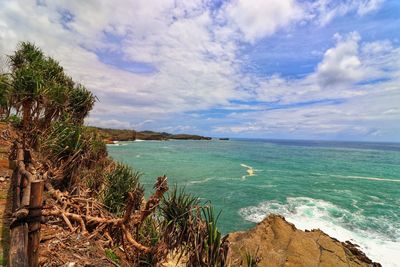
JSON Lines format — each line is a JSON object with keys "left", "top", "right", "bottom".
{"left": 67, "top": 84, "right": 95, "bottom": 123}
{"left": 40, "top": 119, "right": 108, "bottom": 188}
{"left": 0, "top": 74, "right": 11, "bottom": 112}
{"left": 200, "top": 206, "right": 226, "bottom": 267}
{"left": 105, "top": 249, "right": 120, "bottom": 264}
{"left": 160, "top": 186, "right": 199, "bottom": 250}
{"left": 3, "top": 115, "right": 22, "bottom": 127}
{"left": 4, "top": 42, "right": 95, "bottom": 130}
{"left": 136, "top": 217, "right": 162, "bottom": 266}
{"left": 42, "top": 120, "right": 86, "bottom": 160}
{"left": 103, "top": 163, "right": 143, "bottom": 215}
{"left": 245, "top": 248, "right": 261, "bottom": 267}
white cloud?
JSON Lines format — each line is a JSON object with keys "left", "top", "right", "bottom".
{"left": 0, "top": 1, "right": 397, "bottom": 140}
{"left": 357, "top": 0, "right": 385, "bottom": 15}
{"left": 312, "top": 0, "right": 385, "bottom": 25}
{"left": 217, "top": 31, "right": 400, "bottom": 140}
{"left": 220, "top": 0, "right": 304, "bottom": 43}
{"left": 213, "top": 88, "right": 400, "bottom": 139}
{"left": 254, "top": 32, "right": 399, "bottom": 105}
{"left": 316, "top": 32, "right": 365, "bottom": 87}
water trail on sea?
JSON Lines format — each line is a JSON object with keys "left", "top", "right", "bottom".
{"left": 187, "top": 176, "right": 241, "bottom": 185}
{"left": 312, "top": 173, "right": 400, "bottom": 183}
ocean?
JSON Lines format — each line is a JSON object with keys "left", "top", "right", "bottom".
{"left": 107, "top": 139, "right": 400, "bottom": 266}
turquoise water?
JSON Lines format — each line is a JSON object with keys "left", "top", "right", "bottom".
{"left": 108, "top": 139, "right": 400, "bottom": 266}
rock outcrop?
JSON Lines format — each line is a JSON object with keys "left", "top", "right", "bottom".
{"left": 227, "top": 214, "right": 381, "bottom": 267}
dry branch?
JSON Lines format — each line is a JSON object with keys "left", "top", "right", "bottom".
{"left": 42, "top": 175, "right": 170, "bottom": 260}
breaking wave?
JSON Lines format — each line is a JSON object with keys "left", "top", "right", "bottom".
{"left": 239, "top": 197, "right": 400, "bottom": 267}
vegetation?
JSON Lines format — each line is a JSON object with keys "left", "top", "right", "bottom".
{"left": 244, "top": 248, "right": 261, "bottom": 267}
{"left": 102, "top": 163, "right": 143, "bottom": 215}
{"left": 105, "top": 249, "right": 120, "bottom": 264}
{"left": 0, "top": 42, "right": 228, "bottom": 266}
{"left": 160, "top": 186, "right": 200, "bottom": 250}
{"left": 90, "top": 126, "right": 212, "bottom": 142}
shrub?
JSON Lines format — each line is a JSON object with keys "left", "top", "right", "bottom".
{"left": 40, "top": 120, "right": 108, "bottom": 188}
{"left": 41, "top": 120, "right": 86, "bottom": 160}
{"left": 103, "top": 163, "right": 143, "bottom": 215}
{"left": 160, "top": 186, "right": 199, "bottom": 250}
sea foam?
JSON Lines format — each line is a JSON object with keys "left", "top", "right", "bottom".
{"left": 240, "top": 163, "right": 258, "bottom": 179}
{"left": 239, "top": 197, "right": 400, "bottom": 267}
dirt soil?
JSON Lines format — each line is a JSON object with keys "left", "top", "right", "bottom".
{"left": 0, "top": 123, "right": 14, "bottom": 266}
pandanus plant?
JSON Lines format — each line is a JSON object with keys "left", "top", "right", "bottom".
{"left": 0, "top": 73, "right": 12, "bottom": 117}
{"left": 160, "top": 186, "right": 200, "bottom": 250}
{"left": 7, "top": 42, "right": 94, "bottom": 130}
{"left": 8, "top": 42, "right": 46, "bottom": 128}
{"left": 67, "top": 84, "right": 96, "bottom": 124}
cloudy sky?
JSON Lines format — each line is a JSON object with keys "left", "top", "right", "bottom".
{"left": 1, "top": 0, "right": 399, "bottom": 141}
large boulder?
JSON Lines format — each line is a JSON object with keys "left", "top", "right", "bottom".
{"left": 226, "top": 214, "right": 381, "bottom": 267}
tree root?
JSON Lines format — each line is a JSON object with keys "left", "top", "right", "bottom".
{"left": 42, "top": 175, "right": 169, "bottom": 259}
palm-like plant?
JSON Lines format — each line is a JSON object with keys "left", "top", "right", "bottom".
{"left": 7, "top": 42, "right": 89, "bottom": 131}
{"left": 67, "top": 84, "right": 95, "bottom": 123}
{"left": 0, "top": 73, "right": 12, "bottom": 117}
{"left": 40, "top": 57, "right": 73, "bottom": 126}
{"left": 103, "top": 163, "right": 143, "bottom": 215}
{"left": 8, "top": 42, "right": 46, "bottom": 128}
{"left": 202, "top": 207, "right": 224, "bottom": 266}
{"left": 160, "top": 186, "right": 199, "bottom": 250}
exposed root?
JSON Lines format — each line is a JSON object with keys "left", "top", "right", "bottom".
{"left": 42, "top": 175, "right": 169, "bottom": 261}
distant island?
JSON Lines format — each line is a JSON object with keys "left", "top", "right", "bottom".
{"left": 89, "top": 126, "right": 212, "bottom": 142}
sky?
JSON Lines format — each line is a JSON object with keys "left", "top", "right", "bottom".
{"left": 0, "top": 0, "right": 399, "bottom": 141}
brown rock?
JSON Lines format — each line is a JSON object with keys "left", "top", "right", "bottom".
{"left": 226, "top": 214, "right": 381, "bottom": 267}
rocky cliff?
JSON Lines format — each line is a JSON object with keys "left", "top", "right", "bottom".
{"left": 226, "top": 214, "right": 380, "bottom": 267}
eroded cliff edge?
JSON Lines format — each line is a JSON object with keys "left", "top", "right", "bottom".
{"left": 226, "top": 214, "right": 381, "bottom": 267}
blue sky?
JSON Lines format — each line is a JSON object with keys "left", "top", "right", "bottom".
{"left": 0, "top": 0, "right": 399, "bottom": 141}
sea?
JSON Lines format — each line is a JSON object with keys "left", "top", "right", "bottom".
{"left": 107, "top": 139, "right": 400, "bottom": 266}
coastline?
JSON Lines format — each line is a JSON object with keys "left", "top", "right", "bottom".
{"left": 227, "top": 214, "right": 381, "bottom": 267}
{"left": 108, "top": 138, "right": 400, "bottom": 266}
{"left": 93, "top": 126, "right": 212, "bottom": 143}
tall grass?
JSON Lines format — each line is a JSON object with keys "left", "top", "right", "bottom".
{"left": 188, "top": 206, "right": 227, "bottom": 267}
{"left": 103, "top": 163, "right": 143, "bottom": 215}
{"left": 160, "top": 186, "right": 199, "bottom": 250}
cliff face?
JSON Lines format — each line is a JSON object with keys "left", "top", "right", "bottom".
{"left": 227, "top": 214, "right": 380, "bottom": 267}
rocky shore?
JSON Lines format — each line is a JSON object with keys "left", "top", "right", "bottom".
{"left": 0, "top": 123, "right": 382, "bottom": 266}
{"left": 226, "top": 214, "right": 381, "bottom": 267}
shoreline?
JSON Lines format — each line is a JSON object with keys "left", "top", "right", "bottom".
{"left": 108, "top": 138, "right": 399, "bottom": 266}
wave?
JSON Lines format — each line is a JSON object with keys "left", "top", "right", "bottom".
{"left": 240, "top": 163, "right": 259, "bottom": 180}
{"left": 187, "top": 177, "right": 214, "bottom": 185}
{"left": 106, "top": 143, "right": 127, "bottom": 146}
{"left": 187, "top": 176, "right": 240, "bottom": 185}
{"left": 239, "top": 197, "right": 400, "bottom": 267}
{"left": 312, "top": 172, "right": 400, "bottom": 183}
